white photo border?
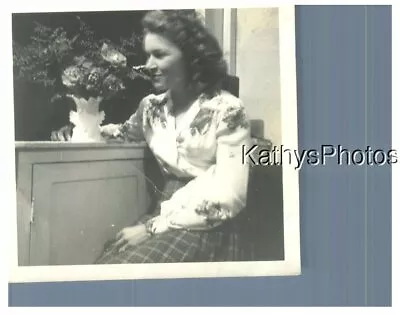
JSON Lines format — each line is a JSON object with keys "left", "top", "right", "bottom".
{"left": 8, "top": 5, "right": 301, "bottom": 283}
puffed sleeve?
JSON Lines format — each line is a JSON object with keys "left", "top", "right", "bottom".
{"left": 151, "top": 97, "right": 252, "bottom": 232}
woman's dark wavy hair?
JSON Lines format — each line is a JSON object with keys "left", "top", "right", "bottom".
{"left": 142, "top": 10, "right": 228, "bottom": 97}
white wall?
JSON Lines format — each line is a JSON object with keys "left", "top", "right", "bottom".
{"left": 236, "top": 8, "right": 281, "bottom": 145}
{"left": 198, "top": 8, "right": 282, "bottom": 145}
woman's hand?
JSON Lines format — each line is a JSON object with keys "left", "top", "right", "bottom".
{"left": 100, "top": 123, "right": 122, "bottom": 139}
{"left": 150, "top": 215, "right": 170, "bottom": 234}
{"left": 100, "top": 123, "right": 129, "bottom": 143}
{"left": 50, "top": 124, "right": 73, "bottom": 141}
{"left": 114, "top": 224, "right": 150, "bottom": 252}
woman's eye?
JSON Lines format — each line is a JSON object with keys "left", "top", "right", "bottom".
{"left": 153, "top": 51, "right": 167, "bottom": 58}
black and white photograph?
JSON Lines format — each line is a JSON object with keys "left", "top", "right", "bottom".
{"left": 9, "top": 4, "right": 300, "bottom": 282}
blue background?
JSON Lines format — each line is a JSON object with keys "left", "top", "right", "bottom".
{"left": 8, "top": 5, "right": 392, "bottom": 306}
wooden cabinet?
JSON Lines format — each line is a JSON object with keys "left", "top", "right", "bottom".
{"left": 15, "top": 142, "right": 152, "bottom": 266}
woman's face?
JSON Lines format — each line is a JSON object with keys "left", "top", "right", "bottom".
{"left": 143, "top": 32, "right": 187, "bottom": 92}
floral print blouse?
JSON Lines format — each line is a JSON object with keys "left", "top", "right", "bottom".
{"left": 111, "top": 90, "right": 252, "bottom": 232}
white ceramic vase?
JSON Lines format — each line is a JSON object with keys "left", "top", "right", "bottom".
{"left": 68, "top": 95, "right": 105, "bottom": 142}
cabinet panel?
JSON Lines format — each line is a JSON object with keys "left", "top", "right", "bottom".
{"left": 29, "top": 159, "right": 147, "bottom": 266}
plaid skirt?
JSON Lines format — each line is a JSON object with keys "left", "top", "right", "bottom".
{"left": 94, "top": 177, "right": 255, "bottom": 264}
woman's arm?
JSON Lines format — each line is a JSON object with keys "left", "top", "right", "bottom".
{"left": 150, "top": 98, "right": 252, "bottom": 233}
{"left": 101, "top": 95, "right": 152, "bottom": 142}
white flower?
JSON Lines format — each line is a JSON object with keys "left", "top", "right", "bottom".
{"left": 100, "top": 43, "right": 127, "bottom": 67}
{"left": 61, "top": 66, "right": 82, "bottom": 87}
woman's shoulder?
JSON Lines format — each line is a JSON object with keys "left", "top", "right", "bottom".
{"left": 199, "top": 90, "right": 245, "bottom": 113}
{"left": 136, "top": 92, "right": 169, "bottom": 114}
{"left": 140, "top": 92, "right": 169, "bottom": 105}
{"left": 199, "top": 90, "right": 249, "bottom": 130}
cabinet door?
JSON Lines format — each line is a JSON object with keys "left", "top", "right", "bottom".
{"left": 29, "top": 159, "right": 148, "bottom": 266}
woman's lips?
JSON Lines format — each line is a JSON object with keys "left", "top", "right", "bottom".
{"left": 152, "top": 75, "right": 163, "bottom": 81}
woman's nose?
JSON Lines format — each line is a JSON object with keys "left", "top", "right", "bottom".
{"left": 145, "top": 56, "right": 157, "bottom": 72}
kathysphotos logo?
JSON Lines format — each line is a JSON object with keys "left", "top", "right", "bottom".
{"left": 242, "top": 144, "right": 398, "bottom": 170}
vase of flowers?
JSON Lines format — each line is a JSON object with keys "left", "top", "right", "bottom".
{"left": 13, "top": 17, "right": 151, "bottom": 142}
{"left": 59, "top": 42, "right": 131, "bottom": 142}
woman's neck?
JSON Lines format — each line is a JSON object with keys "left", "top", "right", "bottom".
{"left": 169, "top": 87, "right": 198, "bottom": 116}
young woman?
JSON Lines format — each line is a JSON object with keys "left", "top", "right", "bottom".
{"left": 58, "top": 10, "right": 256, "bottom": 263}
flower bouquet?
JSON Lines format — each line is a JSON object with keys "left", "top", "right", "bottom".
{"left": 13, "top": 17, "right": 151, "bottom": 142}
{"left": 59, "top": 42, "right": 133, "bottom": 142}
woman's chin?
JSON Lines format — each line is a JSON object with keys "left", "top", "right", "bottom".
{"left": 152, "top": 82, "right": 168, "bottom": 93}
